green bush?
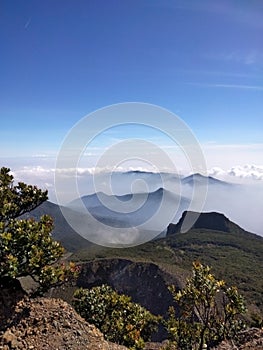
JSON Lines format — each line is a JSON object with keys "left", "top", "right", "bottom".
{"left": 165, "top": 261, "right": 247, "bottom": 350}
{"left": 73, "top": 284, "right": 160, "bottom": 349}
{"left": 0, "top": 167, "right": 77, "bottom": 292}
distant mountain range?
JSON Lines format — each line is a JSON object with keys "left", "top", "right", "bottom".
{"left": 23, "top": 171, "right": 262, "bottom": 251}
{"left": 24, "top": 199, "right": 148, "bottom": 251}
{"left": 68, "top": 187, "right": 189, "bottom": 230}
{"left": 65, "top": 172, "right": 246, "bottom": 236}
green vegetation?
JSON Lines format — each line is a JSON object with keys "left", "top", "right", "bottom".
{"left": 72, "top": 263, "right": 247, "bottom": 350}
{"left": 73, "top": 284, "right": 160, "bottom": 349}
{"left": 72, "top": 227, "right": 263, "bottom": 320}
{"left": 166, "top": 262, "right": 246, "bottom": 350}
{"left": 0, "top": 167, "right": 76, "bottom": 292}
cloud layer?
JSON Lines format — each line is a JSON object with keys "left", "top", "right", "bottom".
{"left": 209, "top": 164, "right": 263, "bottom": 181}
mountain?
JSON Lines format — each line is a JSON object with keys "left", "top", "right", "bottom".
{"left": 179, "top": 174, "right": 263, "bottom": 235}
{"left": 21, "top": 201, "right": 91, "bottom": 252}
{"left": 122, "top": 170, "right": 182, "bottom": 185}
{"left": 182, "top": 173, "right": 232, "bottom": 186}
{"left": 23, "top": 200, "right": 143, "bottom": 251}
{"left": 71, "top": 211, "right": 263, "bottom": 329}
{"left": 90, "top": 170, "right": 182, "bottom": 196}
{"left": 68, "top": 188, "right": 190, "bottom": 232}
{"left": 72, "top": 171, "right": 263, "bottom": 235}
{"left": 167, "top": 211, "right": 246, "bottom": 235}
{"left": 24, "top": 197, "right": 175, "bottom": 250}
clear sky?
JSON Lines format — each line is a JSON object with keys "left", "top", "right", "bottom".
{"left": 0, "top": 0, "right": 262, "bottom": 175}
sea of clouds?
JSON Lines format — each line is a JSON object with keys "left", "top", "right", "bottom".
{"left": 7, "top": 162, "right": 263, "bottom": 238}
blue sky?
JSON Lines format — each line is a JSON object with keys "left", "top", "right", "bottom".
{"left": 0, "top": 0, "right": 262, "bottom": 172}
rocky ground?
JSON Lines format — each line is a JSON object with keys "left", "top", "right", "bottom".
{"left": 0, "top": 294, "right": 169, "bottom": 350}
{"left": 0, "top": 297, "right": 128, "bottom": 350}
{"left": 0, "top": 286, "right": 262, "bottom": 350}
{"left": 212, "top": 328, "right": 263, "bottom": 350}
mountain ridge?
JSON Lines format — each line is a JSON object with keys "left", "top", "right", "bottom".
{"left": 68, "top": 187, "right": 189, "bottom": 232}
{"left": 182, "top": 173, "right": 233, "bottom": 186}
{"left": 71, "top": 210, "right": 263, "bottom": 324}
{"left": 167, "top": 210, "right": 247, "bottom": 235}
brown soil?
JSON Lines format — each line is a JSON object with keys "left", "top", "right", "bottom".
{"left": 0, "top": 297, "right": 127, "bottom": 350}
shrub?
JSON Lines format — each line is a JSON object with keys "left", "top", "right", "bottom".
{"left": 73, "top": 284, "right": 160, "bottom": 349}
{"left": 0, "top": 167, "right": 77, "bottom": 293}
{"left": 165, "top": 261, "right": 246, "bottom": 350}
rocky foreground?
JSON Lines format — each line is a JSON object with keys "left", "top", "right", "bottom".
{"left": 0, "top": 297, "right": 128, "bottom": 350}
{"left": 0, "top": 296, "right": 262, "bottom": 350}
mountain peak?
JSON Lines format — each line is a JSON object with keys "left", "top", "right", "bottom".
{"left": 182, "top": 173, "right": 230, "bottom": 186}
{"left": 167, "top": 210, "right": 245, "bottom": 235}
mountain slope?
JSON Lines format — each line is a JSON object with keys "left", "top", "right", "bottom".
{"left": 23, "top": 200, "right": 167, "bottom": 250}
{"left": 182, "top": 173, "right": 232, "bottom": 187}
{"left": 22, "top": 201, "right": 91, "bottom": 252}
{"left": 167, "top": 210, "right": 246, "bottom": 235}
{"left": 72, "top": 211, "right": 263, "bottom": 321}
{"left": 68, "top": 187, "right": 190, "bottom": 231}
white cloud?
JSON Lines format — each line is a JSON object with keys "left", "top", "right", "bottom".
{"left": 31, "top": 154, "right": 55, "bottom": 158}
{"left": 228, "top": 165, "right": 263, "bottom": 180}
{"left": 208, "top": 164, "right": 263, "bottom": 181}
{"left": 210, "top": 83, "right": 263, "bottom": 91}
{"left": 187, "top": 82, "right": 263, "bottom": 91}
{"left": 202, "top": 46, "right": 263, "bottom": 66}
